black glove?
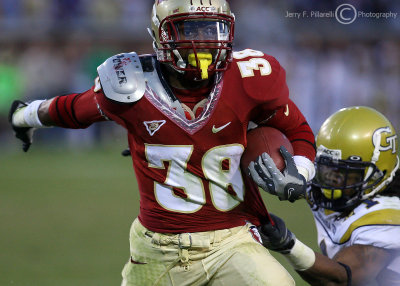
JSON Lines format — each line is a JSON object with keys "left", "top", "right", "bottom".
{"left": 8, "top": 100, "right": 34, "bottom": 152}
{"left": 248, "top": 146, "right": 306, "bottom": 202}
{"left": 121, "top": 148, "right": 131, "bottom": 157}
{"left": 257, "top": 213, "right": 295, "bottom": 254}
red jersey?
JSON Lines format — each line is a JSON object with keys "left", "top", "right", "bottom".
{"left": 49, "top": 49, "right": 315, "bottom": 233}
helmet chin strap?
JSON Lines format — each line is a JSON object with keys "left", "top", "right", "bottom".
{"left": 172, "top": 50, "right": 187, "bottom": 69}
{"left": 361, "top": 128, "right": 399, "bottom": 199}
{"left": 362, "top": 131, "right": 383, "bottom": 197}
{"left": 365, "top": 131, "right": 382, "bottom": 181}
{"left": 362, "top": 156, "right": 399, "bottom": 199}
{"left": 148, "top": 27, "right": 187, "bottom": 71}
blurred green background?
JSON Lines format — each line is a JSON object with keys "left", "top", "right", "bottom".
{"left": 0, "top": 142, "right": 317, "bottom": 286}
{"left": 1, "top": 1, "right": 397, "bottom": 285}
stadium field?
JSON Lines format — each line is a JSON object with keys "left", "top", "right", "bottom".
{"left": 0, "top": 145, "right": 318, "bottom": 286}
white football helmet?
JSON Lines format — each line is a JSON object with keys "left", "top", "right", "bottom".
{"left": 150, "top": 0, "right": 235, "bottom": 80}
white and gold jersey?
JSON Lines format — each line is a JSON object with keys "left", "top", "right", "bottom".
{"left": 312, "top": 196, "right": 400, "bottom": 276}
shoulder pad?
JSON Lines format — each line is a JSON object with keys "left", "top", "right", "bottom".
{"left": 97, "top": 52, "right": 145, "bottom": 103}
{"left": 230, "top": 49, "right": 288, "bottom": 103}
{"left": 339, "top": 199, "right": 400, "bottom": 243}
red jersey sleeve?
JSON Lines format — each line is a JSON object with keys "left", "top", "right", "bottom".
{"left": 48, "top": 86, "right": 107, "bottom": 128}
{"left": 230, "top": 50, "right": 315, "bottom": 162}
{"left": 265, "top": 99, "right": 316, "bottom": 161}
{"left": 243, "top": 55, "right": 289, "bottom": 109}
{"left": 229, "top": 52, "right": 289, "bottom": 114}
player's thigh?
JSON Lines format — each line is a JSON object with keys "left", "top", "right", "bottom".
{"left": 121, "top": 220, "right": 174, "bottom": 286}
{"left": 121, "top": 259, "right": 172, "bottom": 286}
{"left": 208, "top": 242, "right": 295, "bottom": 286}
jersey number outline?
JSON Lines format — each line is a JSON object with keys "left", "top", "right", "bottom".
{"left": 233, "top": 49, "right": 272, "bottom": 78}
{"left": 145, "top": 144, "right": 245, "bottom": 213}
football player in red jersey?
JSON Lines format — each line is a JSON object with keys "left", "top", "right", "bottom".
{"left": 9, "top": 0, "right": 315, "bottom": 285}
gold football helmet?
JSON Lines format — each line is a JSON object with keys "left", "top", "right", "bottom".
{"left": 150, "top": 0, "right": 235, "bottom": 80}
{"left": 310, "top": 106, "right": 399, "bottom": 211}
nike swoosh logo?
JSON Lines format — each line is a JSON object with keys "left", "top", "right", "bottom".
{"left": 212, "top": 122, "right": 231, "bottom": 133}
{"left": 284, "top": 104, "right": 289, "bottom": 116}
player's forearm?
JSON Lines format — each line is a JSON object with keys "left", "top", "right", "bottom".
{"left": 297, "top": 252, "right": 349, "bottom": 286}
{"left": 266, "top": 232, "right": 349, "bottom": 286}
{"left": 47, "top": 90, "right": 107, "bottom": 128}
{"left": 38, "top": 99, "right": 56, "bottom": 126}
{"left": 13, "top": 89, "right": 107, "bottom": 130}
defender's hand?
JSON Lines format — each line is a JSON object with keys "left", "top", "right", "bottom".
{"left": 248, "top": 146, "right": 306, "bottom": 202}
{"left": 8, "top": 100, "right": 35, "bottom": 152}
{"left": 258, "top": 213, "right": 295, "bottom": 253}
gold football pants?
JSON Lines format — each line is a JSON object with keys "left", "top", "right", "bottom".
{"left": 121, "top": 218, "right": 295, "bottom": 286}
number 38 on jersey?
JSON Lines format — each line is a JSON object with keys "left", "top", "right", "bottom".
{"left": 145, "top": 144, "right": 245, "bottom": 214}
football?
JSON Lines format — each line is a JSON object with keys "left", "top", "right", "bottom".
{"left": 240, "top": 126, "right": 294, "bottom": 172}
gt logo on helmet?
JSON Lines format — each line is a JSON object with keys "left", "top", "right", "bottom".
{"left": 372, "top": 127, "right": 397, "bottom": 154}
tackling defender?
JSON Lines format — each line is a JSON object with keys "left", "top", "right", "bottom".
{"left": 9, "top": 0, "right": 316, "bottom": 285}
{"left": 251, "top": 106, "right": 400, "bottom": 285}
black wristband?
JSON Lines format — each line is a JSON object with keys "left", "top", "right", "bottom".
{"left": 337, "top": 262, "right": 352, "bottom": 286}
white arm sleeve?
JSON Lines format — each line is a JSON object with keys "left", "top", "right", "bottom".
{"left": 12, "top": 100, "right": 46, "bottom": 128}
{"left": 294, "top": 155, "right": 315, "bottom": 181}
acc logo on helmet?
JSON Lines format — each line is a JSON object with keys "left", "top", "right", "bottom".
{"left": 189, "top": 6, "right": 217, "bottom": 12}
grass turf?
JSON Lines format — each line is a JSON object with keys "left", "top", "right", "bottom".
{"left": 0, "top": 145, "right": 318, "bottom": 286}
